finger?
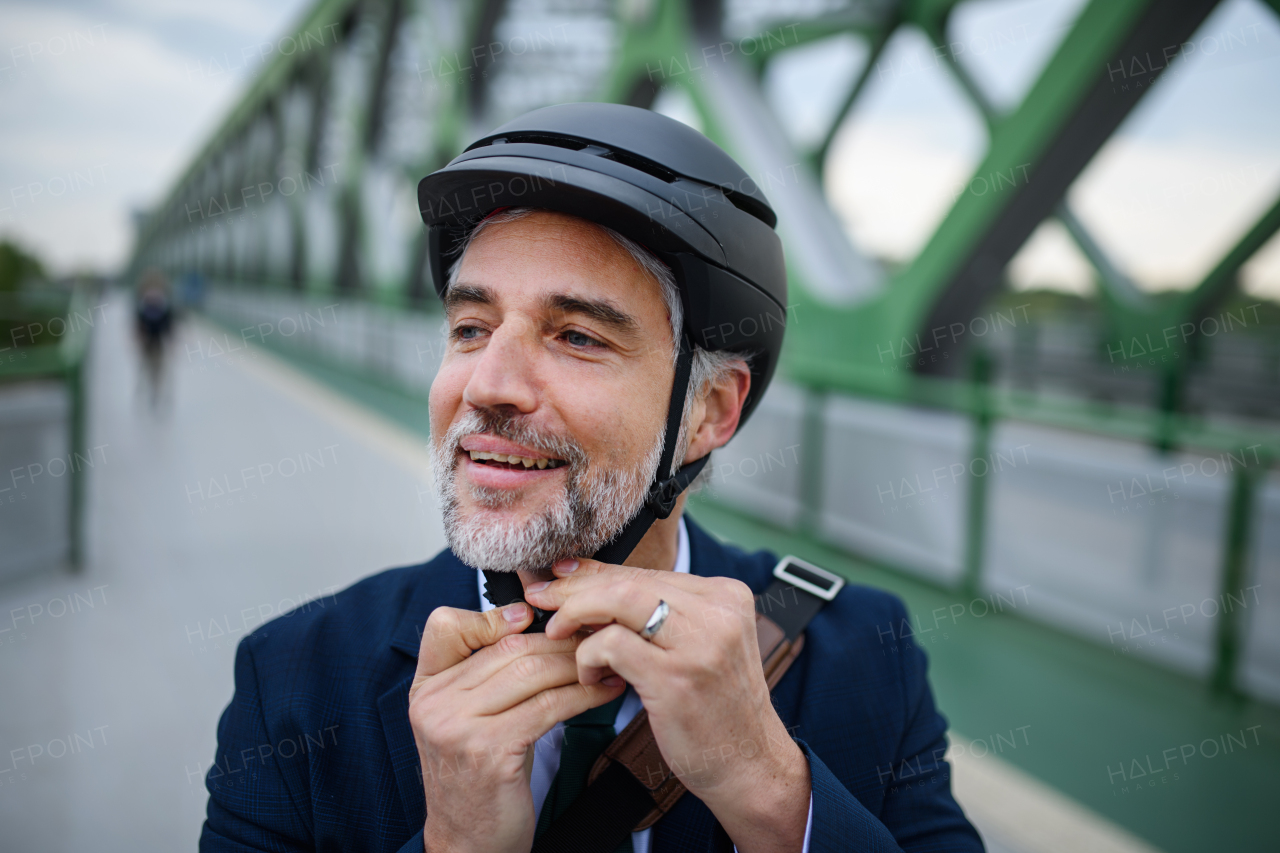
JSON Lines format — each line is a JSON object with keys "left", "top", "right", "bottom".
{"left": 552, "top": 558, "right": 732, "bottom": 597}
{"left": 521, "top": 558, "right": 624, "bottom": 613}
{"left": 553, "top": 569, "right": 762, "bottom": 639}
{"left": 503, "top": 679, "right": 627, "bottom": 739}
{"left": 542, "top": 576, "right": 695, "bottom": 643}
{"left": 531, "top": 558, "right": 725, "bottom": 612}
{"left": 468, "top": 650, "right": 586, "bottom": 716}
{"left": 412, "top": 603, "right": 531, "bottom": 693}
{"left": 452, "top": 633, "right": 584, "bottom": 690}
{"left": 528, "top": 563, "right": 674, "bottom": 620}
{"left": 575, "top": 624, "right": 666, "bottom": 691}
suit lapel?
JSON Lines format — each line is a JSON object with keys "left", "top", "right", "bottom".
{"left": 378, "top": 550, "right": 480, "bottom": 830}
{"left": 684, "top": 514, "right": 769, "bottom": 589}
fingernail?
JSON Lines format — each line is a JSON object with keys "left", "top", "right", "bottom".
{"left": 602, "top": 675, "right": 624, "bottom": 688}
{"left": 525, "top": 581, "right": 549, "bottom": 593}
{"left": 503, "top": 603, "right": 529, "bottom": 622}
{"left": 553, "top": 559, "right": 579, "bottom": 574}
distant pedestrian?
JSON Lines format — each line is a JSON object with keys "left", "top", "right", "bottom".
{"left": 135, "top": 268, "right": 174, "bottom": 410}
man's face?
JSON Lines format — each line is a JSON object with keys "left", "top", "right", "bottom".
{"left": 428, "top": 210, "right": 676, "bottom": 573}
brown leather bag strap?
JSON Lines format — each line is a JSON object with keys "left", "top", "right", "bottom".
{"left": 538, "top": 557, "right": 842, "bottom": 851}
{"left": 585, "top": 612, "right": 809, "bottom": 830}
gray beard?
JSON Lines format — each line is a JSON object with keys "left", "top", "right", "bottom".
{"left": 429, "top": 408, "right": 665, "bottom": 573}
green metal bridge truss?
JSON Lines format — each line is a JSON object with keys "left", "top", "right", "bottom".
{"left": 130, "top": 0, "right": 1280, "bottom": 424}
{"left": 129, "top": 0, "right": 1280, "bottom": 695}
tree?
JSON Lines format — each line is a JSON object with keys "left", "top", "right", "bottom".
{"left": 0, "top": 239, "right": 48, "bottom": 293}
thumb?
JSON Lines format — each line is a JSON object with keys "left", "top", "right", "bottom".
{"left": 411, "top": 603, "right": 532, "bottom": 696}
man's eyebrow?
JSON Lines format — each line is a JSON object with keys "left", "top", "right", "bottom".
{"left": 442, "top": 284, "right": 493, "bottom": 314}
{"left": 545, "top": 293, "right": 642, "bottom": 338}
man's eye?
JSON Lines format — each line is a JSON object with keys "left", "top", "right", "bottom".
{"left": 451, "top": 325, "right": 483, "bottom": 341}
{"left": 562, "top": 330, "right": 602, "bottom": 348}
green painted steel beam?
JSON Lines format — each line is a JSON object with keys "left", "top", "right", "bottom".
{"left": 1055, "top": 202, "right": 1149, "bottom": 310}
{"left": 1210, "top": 450, "right": 1269, "bottom": 696}
{"left": 134, "top": 0, "right": 357, "bottom": 250}
{"left": 0, "top": 287, "right": 94, "bottom": 568}
{"left": 784, "top": 0, "right": 1224, "bottom": 401}
{"left": 785, "top": 0, "right": 1141, "bottom": 392}
{"left": 597, "top": 0, "right": 696, "bottom": 107}
{"left": 1092, "top": 192, "right": 1280, "bottom": 449}
{"left": 960, "top": 350, "right": 993, "bottom": 597}
{"left": 333, "top": 0, "right": 404, "bottom": 294}
{"left": 740, "top": 13, "right": 887, "bottom": 67}
{"left": 810, "top": 26, "right": 894, "bottom": 174}
{"left": 911, "top": 0, "right": 1219, "bottom": 354}
{"left": 1186, "top": 193, "right": 1280, "bottom": 321}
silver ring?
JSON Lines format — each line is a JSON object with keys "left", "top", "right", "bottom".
{"left": 640, "top": 600, "right": 669, "bottom": 640}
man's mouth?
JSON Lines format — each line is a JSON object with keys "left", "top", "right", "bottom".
{"left": 465, "top": 450, "right": 567, "bottom": 471}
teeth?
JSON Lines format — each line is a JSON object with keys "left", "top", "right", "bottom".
{"left": 468, "top": 450, "right": 564, "bottom": 469}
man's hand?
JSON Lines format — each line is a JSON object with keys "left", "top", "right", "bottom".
{"left": 409, "top": 601, "right": 625, "bottom": 853}
{"left": 524, "top": 561, "right": 811, "bottom": 853}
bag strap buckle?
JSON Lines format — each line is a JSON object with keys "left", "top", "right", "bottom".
{"left": 772, "top": 555, "right": 845, "bottom": 601}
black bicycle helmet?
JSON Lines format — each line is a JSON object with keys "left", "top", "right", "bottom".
{"left": 418, "top": 102, "right": 788, "bottom": 617}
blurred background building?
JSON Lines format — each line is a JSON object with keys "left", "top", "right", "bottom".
{"left": 1, "top": 0, "right": 1278, "bottom": 851}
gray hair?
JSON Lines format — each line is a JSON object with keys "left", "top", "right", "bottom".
{"left": 444, "top": 207, "right": 749, "bottom": 480}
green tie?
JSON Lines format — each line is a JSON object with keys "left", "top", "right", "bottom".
{"left": 534, "top": 693, "right": 634, "bottom": 852}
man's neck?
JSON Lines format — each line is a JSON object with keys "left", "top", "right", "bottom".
{"left": 621, "top": 493, "right": 687, "bottom": 573}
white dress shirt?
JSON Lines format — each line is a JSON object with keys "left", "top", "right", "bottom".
{"left": 477, "top": 516, "right": 812, "bottom": 852}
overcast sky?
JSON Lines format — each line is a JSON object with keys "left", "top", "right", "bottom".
{"left": 1, "top": 0, "right": 1277, "bottom": 298}
{"left": 0, "top": 0, "right": 312, "bottom": 275}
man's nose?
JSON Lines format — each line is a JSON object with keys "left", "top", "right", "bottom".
{"left": 461, "top": 324, "right": 540, "bottom": 414}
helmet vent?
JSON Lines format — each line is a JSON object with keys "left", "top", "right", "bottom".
{"left": 481, "top": 132, "right": 681, "bottom": 185}
{"left": 487, "top": 132, "right": 586, "bottom": 153}
{"left": 470, "top": 126, "right": 775, "bottom": 226}
{"left": 604, "top": 147, "right": 680, "bottom": 184}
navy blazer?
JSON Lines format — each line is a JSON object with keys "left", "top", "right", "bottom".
{"left": 200, "top": 516, "right": 983, "bottom": 852}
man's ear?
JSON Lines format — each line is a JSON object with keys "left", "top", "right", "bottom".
{"left": 681, "top": 364, "right": 751, "bottom": 464}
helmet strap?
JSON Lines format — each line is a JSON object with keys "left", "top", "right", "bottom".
{"left": 593, "top": 332, "right": 708, "bottom": 566}
{"left": 482, "top": 333, "right": 710, "bottom": 622}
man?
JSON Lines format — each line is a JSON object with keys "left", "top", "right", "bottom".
{"left": 134, "top": 268, "right": 174, "bottom": 410}
{"left": 201, "top": 104, "right": 983, "bottom": 853}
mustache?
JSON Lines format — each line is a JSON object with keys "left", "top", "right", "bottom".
{"left": 442, "top": 408, "right": 587, "bottom": 468}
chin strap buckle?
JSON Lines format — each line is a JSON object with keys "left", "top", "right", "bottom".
{"left": 644, "top": 455, "right": 711, "bottom": 521}
{"left": 645, "top": 476, "right": 684, "bottom": 520}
